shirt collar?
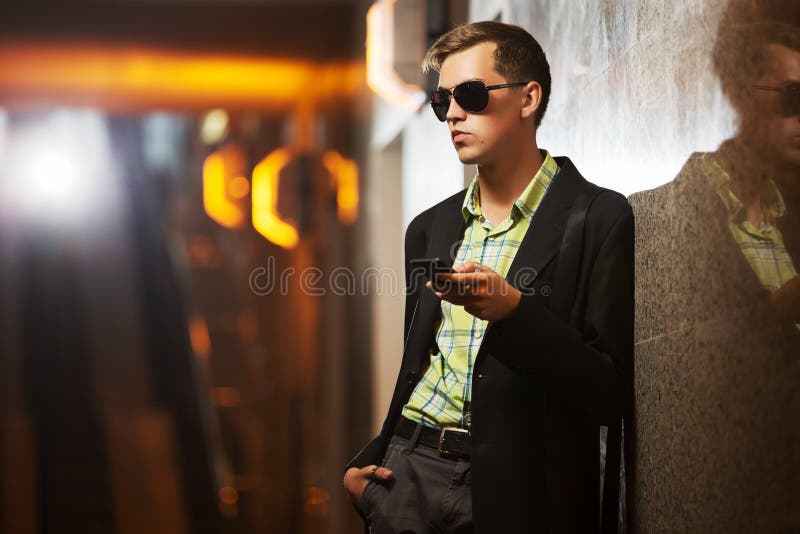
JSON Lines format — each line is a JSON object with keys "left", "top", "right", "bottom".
{"left": 461, "top": 150, "right": 559, "bottom": 224}
{"left": 702, "top": 154, "right": 786, "bottom": 223}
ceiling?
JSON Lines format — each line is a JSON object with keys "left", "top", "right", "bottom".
{"left": 0, "top": 1, "right": 367, "bottom": 61}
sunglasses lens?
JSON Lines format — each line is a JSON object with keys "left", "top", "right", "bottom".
{"left": 430, "top": 81, "right": 491, "bottom": 121}
{"left": 430, "top": 90, "right": 449, "bottom": 122}
{"left": 453, "top": 81, "right": 489, "bottom": 112}
{"left": 782, "top": 83, "right": 800, "bottom": 117}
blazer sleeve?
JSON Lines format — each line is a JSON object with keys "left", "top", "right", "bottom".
{"left": 483, "top": 198, "right": 634, "bottom": 424}
{"left": 344, "top": 212, "right": 431, "bottom": 471}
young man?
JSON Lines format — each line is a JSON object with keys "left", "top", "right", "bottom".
{"left": 344, "top": 21, "right": 633, "bottom": 533}
{"left": 710, "top": 17, "right": 800, "bottom": 324}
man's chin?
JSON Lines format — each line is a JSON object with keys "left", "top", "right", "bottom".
{"left": 455, "top": 148, "right": 481, "bottom": 165}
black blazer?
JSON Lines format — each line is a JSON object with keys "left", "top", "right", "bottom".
{"left": 347, "top": 156, "right": 634, "bottom": 533}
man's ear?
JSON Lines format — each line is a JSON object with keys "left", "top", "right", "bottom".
{"left": 519, "top": 81, "right": 542, "bottom": 120}
{"left": 723, "top": 83, "right": 754, "bottom": 124}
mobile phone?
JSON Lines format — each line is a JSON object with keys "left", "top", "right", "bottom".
{"left": 409, "top": 257, "right": 455, "bottom": 290}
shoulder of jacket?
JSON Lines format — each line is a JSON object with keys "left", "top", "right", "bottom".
{"left": 406, "top": 188, "right": 467, "bottom": 234}
{"left": 591, "top": 187, "right": 631, "bottom": 219}
{"left": 555, "top": 157, "right": 631, "bottom": 224}
{"left": 578, "top": 183, "right": 633, "bottom": 244}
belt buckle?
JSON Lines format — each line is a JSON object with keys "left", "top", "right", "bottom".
{"left": 438, "top": 427, "right": 470, "bottom": 458}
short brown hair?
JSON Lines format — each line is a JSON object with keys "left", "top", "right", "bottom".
{"left": 713, "top": 1, "right": 800, "bottom": 93}
{"left": 423, "top": 21, "right": 551, "bottom": 128}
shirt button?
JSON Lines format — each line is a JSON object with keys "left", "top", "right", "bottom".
{"left": 473, "top": 330, "right": 483, "bottom": 338}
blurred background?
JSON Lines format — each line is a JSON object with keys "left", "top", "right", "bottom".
{"left": 0, "top": 1, "right": 373, "bottom": 533}
{"left": 0, "top": 1, "right": 796, "bottom": 533}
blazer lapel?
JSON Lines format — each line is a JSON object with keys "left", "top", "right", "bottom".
{"left": 505, "top": 157, "right": 584, "bottom": 290}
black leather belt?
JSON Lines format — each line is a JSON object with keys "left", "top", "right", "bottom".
{"left": 394, "top": 416, "right": 471, "bottom": 459}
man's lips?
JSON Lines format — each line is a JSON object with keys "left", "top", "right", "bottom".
{"left": 451, "top": 130, "right": 468, "bottom": 143}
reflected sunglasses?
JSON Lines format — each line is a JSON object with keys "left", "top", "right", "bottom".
{"left": 430, "top": 80, "right": 530, "bottom": 122}
{"left": 753, "top": 82, "right": 800, "bottom": 117}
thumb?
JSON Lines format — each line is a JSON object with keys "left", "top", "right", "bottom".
{"left": 455, "top": 261, "right": 478, "bottom": 272}
{"left": 362, "top": 465, "right": 393, "bottom": 480}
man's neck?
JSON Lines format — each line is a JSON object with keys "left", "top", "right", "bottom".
{"left": 476, "top": 141, "right": 545, "bottom": 224}
{"left": 715, "top": 137, "right": 772, "bottom": 209}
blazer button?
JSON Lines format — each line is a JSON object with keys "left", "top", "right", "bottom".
{"left": 406, "top": 371, "right": 418, "bottom": 384}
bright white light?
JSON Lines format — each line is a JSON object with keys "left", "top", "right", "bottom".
{"left": 201, "top": 109, "right": 229, "bottom": 145}
{"left": 27, "top": 149, "right": 80, "bottom": 201}
{"left": 0, "top": 110, "right": 115, "bottom": 230}
{"left": 0, "top": 108, "right": 7, "bottom": 162}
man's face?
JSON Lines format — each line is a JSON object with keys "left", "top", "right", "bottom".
{"left": 437, "top": 42, "right": 528, "bottom": 165}
{"left": 740, "top": 43, "right": 800, "bottom": 170}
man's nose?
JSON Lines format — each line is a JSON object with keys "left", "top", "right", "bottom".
{"left": 445, "top": 95, "right": 467, "bottom": 122}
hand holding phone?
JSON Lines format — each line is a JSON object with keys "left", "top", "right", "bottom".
{"left": 409, "top": 257, "right": 455, "bottom": 291}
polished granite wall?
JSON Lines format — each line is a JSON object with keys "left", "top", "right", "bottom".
{"left": 471, "top": 0, "right": 800, "bottom": 532}
{"left": 629, "top": 158, "right": 799, "bottom": 532}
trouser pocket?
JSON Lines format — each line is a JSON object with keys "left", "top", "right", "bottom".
{"left": 361, "top": 436, "right": 405, "bottom": 519}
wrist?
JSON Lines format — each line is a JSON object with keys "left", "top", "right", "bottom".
{"left": 502, "top": 287, "right": 522, "bottom": 319}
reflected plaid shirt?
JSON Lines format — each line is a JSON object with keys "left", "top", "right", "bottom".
{"left": 702, "top": 155, "right": 799, "bottom": 329}
{"left": 402, "top": 152, "right": 559, "bottom": 429}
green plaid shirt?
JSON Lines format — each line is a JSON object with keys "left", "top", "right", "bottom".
{"left": 702, "top": 155, "right": 798, "bottom": 328}
{"left": 402, "top": 152, "right": 559, "bottom": 429}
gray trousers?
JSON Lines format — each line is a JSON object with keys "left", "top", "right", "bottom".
{"left": 358, "top": 430, "right": 474, "bottom": 534}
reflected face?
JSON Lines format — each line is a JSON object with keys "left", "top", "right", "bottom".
{"left": 742, "top": 43, "right": 800, "bottom": 169}
{"left": 437, "top": 42, "right": 527, "bottom": 165}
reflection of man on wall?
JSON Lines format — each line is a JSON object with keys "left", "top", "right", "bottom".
{"left": 628, "top": 4, "right": 799, "bottom": 531}
{"left": 710, "top": 14, "right": 800, "bottom": 327}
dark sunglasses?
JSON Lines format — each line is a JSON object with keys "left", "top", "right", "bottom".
{"left": 753, "top": 82, "right": 800, "bottom": 117}
{"left": 430, "top": 80, "right": 529, "bottom": 122}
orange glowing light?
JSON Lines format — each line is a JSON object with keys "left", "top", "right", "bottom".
{"left": 189, "top": 315, "right": 212, "bottom": 359}
{"left": 186, "top": 234, "right": 219, "bottom": 268}
{"left": 203, "top": 145, "right": 248, "bottom": 229}
{"left": 228, "top": 176, "right": 251, "bottom": 200}
{"left": 219, "top": 486, "right": 239, "bottom": 505}
{"left": 0, "top": 42, "right": 363, "bottom": 111}
{"left": 218, "top": 485, "right": 239, "bottom": 517}
{"left": 322, "top": 150, "right": 359, "bottom": 225}
{"left": 366, "top": 0, "right": 426, "bottom": 109}
{"left": 213, "top": 387, "right": 242, "bottom": 408}
{"left": 303, "top": 485, "right": 330, "bottom": 517}
{"left": 252, "top": 147, "right": 300, "bottom": 249}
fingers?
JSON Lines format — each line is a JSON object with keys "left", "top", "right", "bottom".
{"left": 426, "top": 280, "right": 482, "bottom": 304}
{"left": 374, "top": 466, "right": 394, "bottom": 479}
{"left": 429, "top": 273, "right": 487, "bottom": 297}
{"left": 453, "top": 261, "right": 486, "bottom": 271}
{"left": 453, "top": 261, "right": 476, "bottom": 272}
{"left": 443, "top": 271, "right": 489, "bottom": 285}
{"left": 363, "top": 464, "right": 393, "bottom": 480}
{"left": 343, "top": 464, "right": 395, "bottom": 505}
{"left": 454, "top": 261, "right": 493, "bottom": 273}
